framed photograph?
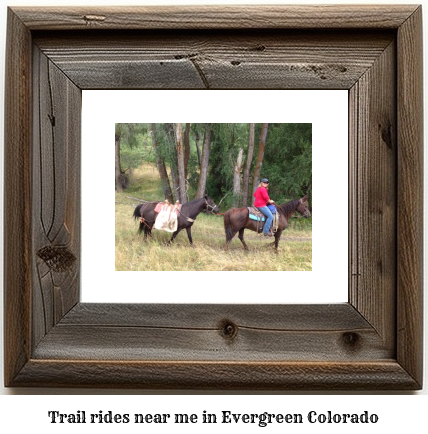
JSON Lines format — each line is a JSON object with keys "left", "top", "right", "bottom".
{"left": 4, "top": 5, "right": 423, "bottom": 389}
{"left": 83, "top": 90, "right": 347, "bottom": 304}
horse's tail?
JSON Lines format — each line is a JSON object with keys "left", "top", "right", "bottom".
{"left": 223, "top": 209, "right": 234, "bottom": 242}
{"left": 133, "top": 203, "right": 145, "bottom": 234}
{"left": 133, "top": 203, "right": 143, "bottom": 220}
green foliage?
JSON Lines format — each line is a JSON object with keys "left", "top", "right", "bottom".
{"left": 116, "top": 123, "right": 154, "bottom": 171}
{"left": 117, "top": 123, "right": 312, "bottom": 209}
{"left": 204, "top": 123, "right": 311, "bottom": 207}
{"left": 150, "top": 123, "right": 178, "bottom": 169}
{"left": 205, "top": 123, "right": 249, "bottom": 206}
{"left": 262, "top": 123, "right": 312, "bottom": 203}
{"left": 120, "top": 144, "right": 148, "bottom": 172}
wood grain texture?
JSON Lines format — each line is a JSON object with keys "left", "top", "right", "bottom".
{"left": 396, "top": 6, "right": 423, "bottom": 387}
{"left": 3, "top": 8, "right": 32, "bottom": 387}
{"left": 4, "top": 6, "right": 423, "bottom": 390}
{"left": 32, "top": 46, "right": 81, "bottom": 348}
{"left": 349, "top": 40, "right": 397, "bottom": 350}
{"left": 12, "top": 5, "right": 419, "bottom": 30}
{"left": 12, "top": 361, "right": 419, "bottom": 390}
{"left": 60, "top": 303, "right": 369, "bottom": 329}
{"left": 34, "top": 31, "right": 393, "bottom": 90}
{"left": 32, "top": 304, "right": 391, "bottom": 362}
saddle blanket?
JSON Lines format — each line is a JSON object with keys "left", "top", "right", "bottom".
{"left": 154, "top": 202, "right": 181, "bottom": 232}
{"left": 249, "top": 212, "right": 265, "bottom": 222}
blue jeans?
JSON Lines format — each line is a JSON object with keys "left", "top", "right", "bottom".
{"left": 257, "top": 206, "right": 273, "bottom": 233}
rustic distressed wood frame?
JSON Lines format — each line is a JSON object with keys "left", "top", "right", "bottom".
{"left": 4, "top": 5, "right": 423, "bottom": 390}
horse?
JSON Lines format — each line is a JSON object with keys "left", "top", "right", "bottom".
{"left": 223, "top": 195, "right": 311, "bottom": 253}
{"left": 133, "top": 194, "right": 220, "bottom": 246}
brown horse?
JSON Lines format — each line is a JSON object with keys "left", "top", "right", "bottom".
{"left": 223, "top": 195, "right": 311, "bottom": 253}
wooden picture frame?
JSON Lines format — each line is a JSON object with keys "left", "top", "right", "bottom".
{"left": 4, "top": 5, "right": 423, "bottom": 390}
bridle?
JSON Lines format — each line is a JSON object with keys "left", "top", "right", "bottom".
{"left": 205, "top": 199, "right": 217, "bottom": 213}
{"left": 298, "top": 199, "right": 311, "bottom": 218}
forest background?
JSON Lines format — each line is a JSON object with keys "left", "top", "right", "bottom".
{"left": 115, "top": 123, "right": 312, "bottom": 272}
{"left": 115, "top": 123, "right": 312, "bottom": 209}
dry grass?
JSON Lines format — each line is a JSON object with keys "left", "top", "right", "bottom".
{"left": 116, "top": 208, "right": 311, "bottom": 271}
{"left": 115, "top": 164, "right": 312, "bottom": 271}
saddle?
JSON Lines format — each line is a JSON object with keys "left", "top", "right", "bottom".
{"left": 247, "top": 205, "right": 279, "bottom": 233}
{"left": 154, "top": 202, "right": 181, "bottom": 215}
{"left": 247, "top": 205, "right": 276, "bottom": 221}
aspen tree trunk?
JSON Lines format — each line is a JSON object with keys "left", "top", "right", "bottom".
{"left": 242, "top": 122, "right": 255, "bottom": 206}
{"left": 165, "top": 123, "right": 179, "bottom": 201}
{"left": 252, "top": 123, "right": 269, "bottom": 204}
{"left": 175, "top": 123, "right": 188, "bottom": 203}
{"left": 115, "top": 124, "right": 127, "bottom": 192}
{"left": 195, "top": 130, "right": 201, "bottom": 167}
{"left": 195, "top": 123, "right": 212, "bottom": 199}
{"left": 233, "top": 148, "right": 244, "bottom": 207}
{"left": 150, "top": 123, "right": 173, "bottom": 202}
{"left": 184, "top": 123, "right": 191, "bottom": 180}
{"left": 170, "top": 168, "right": 179, "bottom": 201}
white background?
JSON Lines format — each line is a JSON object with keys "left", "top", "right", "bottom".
{"left": 82, "top": 90, "right": 348, "bottom": 304}
{"left": 0, "top": 0, "right": 426, "bottom": 429}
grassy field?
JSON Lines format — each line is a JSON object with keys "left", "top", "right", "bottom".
{"left": 115, "top": 165, "right": 312, "bottom": 271}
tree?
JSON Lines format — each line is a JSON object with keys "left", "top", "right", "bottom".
{"left": 193, "top": 127, "right": 201, "bottom": 167}
{"left": 262, "top": 123, "right": 312, "bottom": 201}
{"left": 252, "top": 123, "right": 269, "bottom": 203}
{"left": 116, "top": 123, "right": 311, "bottom": 208}
{"left": 175, "top": 123, "right": 188, "bottom": 203}
{"left": 233, "top": 147, "right": 244, "bottom": 207}
{"left": 115, "top": 124, "right": 125, "bottom": 192}
{"left": 114, "top": 123, "right": 135, "bottom": 192}
{"left": 164, "top": 123, "right": 179, "bottom": 200}
{"left": 150, "top": 123, "right": 173, "bottom": 202}
{"left": 195, "top": 123, "right": 212, "bottom": 199}
{"left": 204, "top": 123, "right": 248, "bottom": 207}
{"left": 116, "top": 123, "right": 150, "bottom": 192}
{"left": 242, "top": 123, "right": 255, "bottom": 206}
{"left": 184, "top": 123, "right": 191, "bottom": 179}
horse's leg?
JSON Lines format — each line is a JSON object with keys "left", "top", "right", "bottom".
{"left": 225, "top": 229, "right": 239, "bottom": 251}
{"left": 142, "top": 224, "right": 153, "bottom": 241}
{"left": 224, "top": 210, "right": 246, "bottom": 251}
{"left": 274, "top": 230, "right": 283, "bottom": 254}
{"left": 185, "top": 227, "right": 194, "bottom": 246}
{"left": 238, "top": 228, "right": 249, "bottom": 251}
{"left": 167, "top": 229, "right": 181, "bottom": 246}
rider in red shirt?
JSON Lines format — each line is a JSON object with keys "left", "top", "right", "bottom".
{"left": 253, "top": 178, "right": 274, "bottom": 236}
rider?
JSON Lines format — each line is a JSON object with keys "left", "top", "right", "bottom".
{"left": 253, "top": 178, "right": 275, "bottom": 236}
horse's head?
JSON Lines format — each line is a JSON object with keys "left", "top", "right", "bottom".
{"left": 297, "top": 195, "right": 311, "bottom": 218}
{"left": 204, "top": 194, "right": 220, "bottom": 214}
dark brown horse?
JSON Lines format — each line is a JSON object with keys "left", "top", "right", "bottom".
{"left": 133, "top": 194, "right": 219, "bottom": 246}
{"left": 223, "top": 195, "right": 311, "bottom": 253}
